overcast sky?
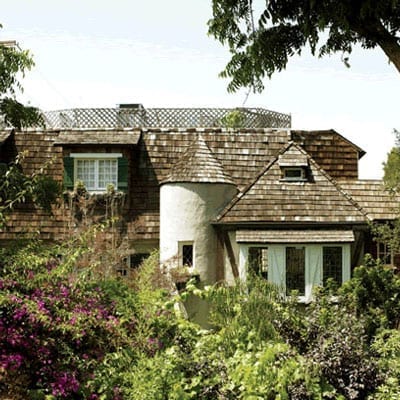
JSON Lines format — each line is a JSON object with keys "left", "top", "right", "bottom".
{"left": 1, "top": 0, "right": 399, "bottom": 179}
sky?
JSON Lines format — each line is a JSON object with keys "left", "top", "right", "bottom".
{"left": 1, "top": 0, "right": 399, "bottom": 179}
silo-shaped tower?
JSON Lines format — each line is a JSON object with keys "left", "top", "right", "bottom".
{"left": 160, "top": 134, "right": 237, "bottom": 285}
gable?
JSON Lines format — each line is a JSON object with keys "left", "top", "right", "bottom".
{"left": 217, "top": 143, "right": 367, "bottom": 224}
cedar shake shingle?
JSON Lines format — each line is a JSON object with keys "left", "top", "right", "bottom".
{"left": 236, "top": 229, "right": 355, "bottom": 243}
{"left": 217, "top": 143, "right": 367, "bottom": 224}
{"left": 54, "top": 129, "right": 141, "bottom": 145}
{"left": 338, "top": 180, "right": 400, "bottom": 220}
{"left": 162, "top": 135, "right": 235, "bottom": 184}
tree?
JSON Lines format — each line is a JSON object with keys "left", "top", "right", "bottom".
{"left": 383, "top": 129, "right": 400, "bottom": 194}
{"left": 208, "top": 0, "right": 400, "bottom": 92}
{"left": 0, "top": 25, "right": 42, "bottom": 128}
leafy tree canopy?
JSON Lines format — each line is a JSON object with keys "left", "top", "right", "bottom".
{"left": 208, "top": 0, "right": 400, "bottom": 92}
{"left": 0, "top": 25, "right": 42, "bottom": 128}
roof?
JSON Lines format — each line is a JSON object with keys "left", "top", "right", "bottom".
{"left": 236, "top": 229, "right": 355, "bottom": 243}
{"left": 162, "top": 135, "right": 235, "bottom": 184}
{"left": 1, "top": 127, "right": 396, "bottom": 243}
{"left": 54, "top": 129, "right": 141, "bottom": 145}
{"left": 338, "top": 180, "right": 400, "bottom": 220}
{"left": 278, "top": 152, "right": 308, "bottom": 167}
{"left": 217, "top": 143, "right": 368, "bottom": 224}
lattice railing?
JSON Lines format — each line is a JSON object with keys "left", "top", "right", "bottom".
{"left": 42, "top": 107, "right": 291, "bottom": 129}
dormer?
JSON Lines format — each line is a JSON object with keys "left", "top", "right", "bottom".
{"left": 278, "top": 151, "right": 309, "bottom": 182}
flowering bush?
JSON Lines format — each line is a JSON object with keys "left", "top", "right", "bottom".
{"left": 0, "top": 241, "right": 138, "bottom": 399}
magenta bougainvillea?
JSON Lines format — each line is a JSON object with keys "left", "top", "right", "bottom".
{"left": 0, "top": 249, "right": 135, "bottom": 399}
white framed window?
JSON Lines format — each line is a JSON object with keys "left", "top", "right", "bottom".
{"left": 70, "top": 153, "right": 122, "bottom": 192}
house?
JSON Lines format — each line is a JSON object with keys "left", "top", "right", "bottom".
{"left": 0, "top": 106, "right": 398, "bottom": 304}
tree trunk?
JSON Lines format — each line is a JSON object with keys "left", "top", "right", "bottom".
{"left": 375, "top": 28, "right": 400, "bottom": 74}
{"left": 355, "top": 19, "right": 400, "bottom": 74}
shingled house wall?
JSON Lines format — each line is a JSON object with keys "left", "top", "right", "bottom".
{"left": 0, "top": 131, "right": 68, "bottom": 241}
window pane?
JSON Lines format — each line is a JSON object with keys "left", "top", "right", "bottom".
{"left": 76, "top": 159, "right": 96, "bottom": 190}
{"left": 182, "top": 245, "right": 193, "bottom": 267}
{"left": 286, "top": 247, "right": 305, "bottom": 295}
{"left": 323, "top": 247, "right": 342, "bottom": 285}
{"left": 98, "top": 159, "right": 118, "bottom": 189}
{"left": 248, "top": 247, "right": 268, "bottom": 279}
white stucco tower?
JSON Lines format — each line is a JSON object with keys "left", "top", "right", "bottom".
{"left": 160, "top": 134, "right": 237, "bottom": 285}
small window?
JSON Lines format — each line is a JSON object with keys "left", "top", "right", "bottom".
{"left": 282, "top": 167, "right": 306, "bottom": 181}
{"left": 323, "top": 246, "right": 342, "bottom": 285}
{"left": 179, "top": 242, "right": 194, "bottom": 268}
{"left": 377, "top": 242, "right": 393, "bottom": 265}
{"left": 286, "top": 246, "right": 305, "bottom": 295}
{"left": 248, "top": 247, "right": 268, "bottom": 279}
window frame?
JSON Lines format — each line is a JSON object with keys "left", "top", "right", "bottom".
{"left": 178, "top": 241, "right": 195, "bottom": 269}
{"left": 70, "top": 153, "right": 122, "bottom": 193}
{"left": 281, "top": 167, "right": 307, "bottom": 182}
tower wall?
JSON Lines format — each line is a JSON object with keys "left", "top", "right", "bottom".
{"left": 160, "top": 182, "right": 237, "bottom": 284}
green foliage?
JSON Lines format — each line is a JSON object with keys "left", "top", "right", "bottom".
{"left": 0, "top": 238, "right": 398, "bottom": 399}
{"left": 205, "top": 277, "right": 280, "bottom": 355}
{"left": 370, "top": 220, "right": 400, "bottom": 260}
{"left": 340, "top": 262, "right": 400, "bottom": 335}
{"left": 370, "top": 330, "right": 400, "bottom": 399}
{"left": 383, "top": 147, "right": 400, "bottom": 194}
{"left": 0, "top": 32, "right": 43, "bottom": 128}
{"left": 219, "top": 109, "right": 246, "bottom": 128}
{"left": 225, "top": 342, "right": 324, "bottom": 399}
{"left": 208, "top": 0, "right": 400, "bottom": 92}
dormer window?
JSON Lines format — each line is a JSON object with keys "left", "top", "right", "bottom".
{"left": 64, "top": 153, "right": 128, "bottom": 193}
{"left": 278, "top": 152, "right": 308, "bottom": 182}
{"left": 282, "top": 167, "right": 306, "bottom": 181}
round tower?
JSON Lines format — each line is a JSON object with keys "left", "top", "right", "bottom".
{"left": 160, "top": 134, "right": 237, "bottom": 285}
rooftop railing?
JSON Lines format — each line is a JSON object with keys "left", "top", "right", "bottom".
{"left": 42, "top": 107, "right": 291, "bottom": 129}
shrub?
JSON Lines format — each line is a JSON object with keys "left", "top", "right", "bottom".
{"left": 0, "top": 241, "right": 137, "bottom": 399}
{"left": 340, "top": 261, "right": 400, "bottom": 335}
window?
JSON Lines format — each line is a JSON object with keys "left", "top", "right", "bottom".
{"left": 377, "top": 242, "right": 393, "bottom": 265}
{"left": 179, "top": 242, "right": 194, "bottom": 268}
{"left": 323, "top": 246, "right": 342, "bottom": 285}
{"left": 282, "top": 167, "right": 306, "bottom": 181}
{"left": 241, "top": 243, "right": 351, "bottom": 301}
{"left": 286, "top": 246, "right": 305, "bottom": 295}
{"left": 64, "top": 153, "right": 128, "bottom": 193}
{"left": 248, "top": 247, "right": 268, "bottom": 279}
{"left": 76, "top": 159, "right": 118, "bottom": 191}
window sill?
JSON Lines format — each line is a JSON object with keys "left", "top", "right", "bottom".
{"left": 279, "top": 178, "right": 308, "bottom": 183}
